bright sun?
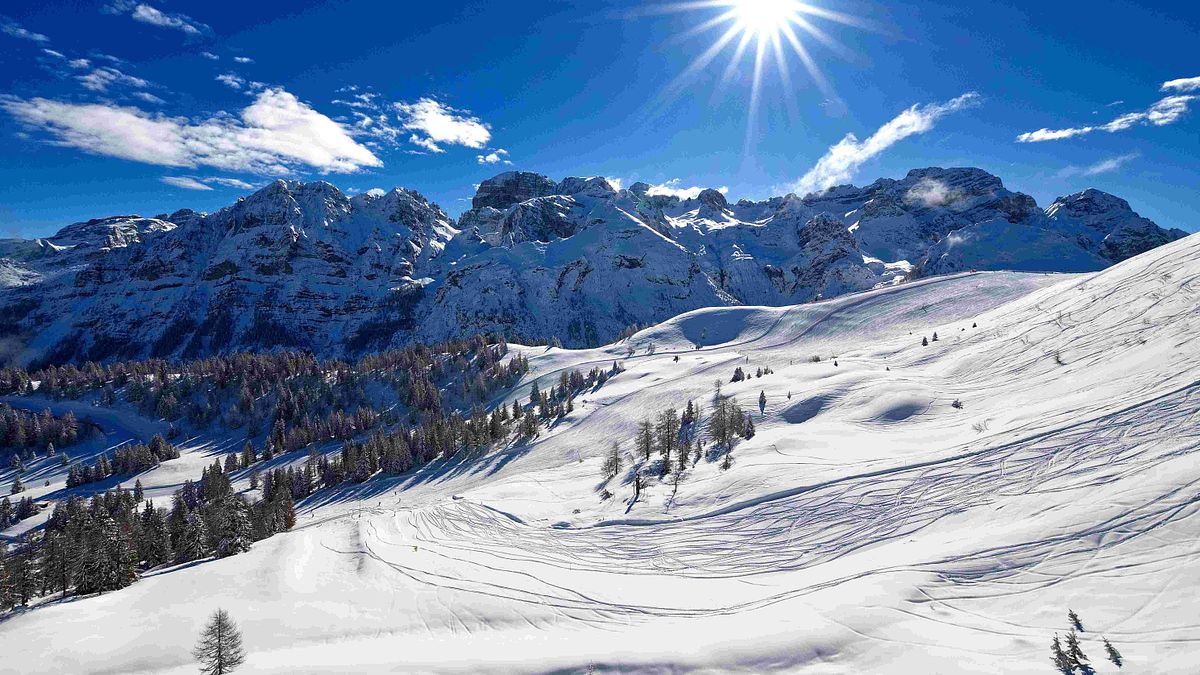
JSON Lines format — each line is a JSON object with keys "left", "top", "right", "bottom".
{"left": 731, "top": 0, "right": 796, "bottom": 36}
{"left": 652, "top": 0, "right": 867, "bottom": 147}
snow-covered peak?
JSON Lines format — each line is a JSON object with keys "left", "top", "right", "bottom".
{"left": 1046, "top": 188, "right": 1134, "bottom": 222}
{"left": 48, "top": 215, "right": 176, "bottom": 252}
{"left": 471, "top": 171, "right": 558, "bottom": 210}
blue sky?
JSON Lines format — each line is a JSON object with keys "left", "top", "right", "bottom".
{"left": 0, "top": 0, "right": 1196, "bottom": 238}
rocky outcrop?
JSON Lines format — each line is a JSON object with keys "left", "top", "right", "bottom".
{"left": 471, "top": 171, "right": 558, "bottom": 210}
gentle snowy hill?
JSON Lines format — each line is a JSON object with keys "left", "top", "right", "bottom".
{"left": 4, "top": 232, "right": 1198, "bottom": 673}
{"left": 0, "top": 168, "right": 1186, "bottom": 365}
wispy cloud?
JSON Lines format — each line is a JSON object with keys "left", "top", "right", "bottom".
{"left": 3, "top": 87, "right": 381, "bottom": 174}
{"left": 77, "top": 66, "right": 149, "bottom": 92}
{"left": 647, "top": 179, "right": 728, "bottom": 200}
{"left": 792, "top": 92, "right": 980, "bottom": 196}
{"left": 161, "top": 175, "right": 256, "bottom": 190}
{"left": 1161, "top": 76, "right": 1200, "bottom": 93}
{"left": 160, "top": 176, "right": 211, "bottom": 190}
{"left": 476, "top": 148, "right": 511, "bottom": 165}
{"left": 132, "top": 91, "right": 165, "bottom": 105}
{"left": 394, "top": 98, "right": 491, "bottom": 153}
{"left": 232, "top": 56, "right": 253, "bottom": 64}
{"left": 200, "top": 51, "right": 219, "bottom": 61}
{"left": 1057, "top": 152, "right": 1139, "bottom": 178}
{"left": 105, "top": 1, "right": 211, "bottom": 37}
{"left": 1018, "top": 79, "right": 1197, "bottom": 142}
{"left": 1, "top": 17, "right": 49, "bottom": 43}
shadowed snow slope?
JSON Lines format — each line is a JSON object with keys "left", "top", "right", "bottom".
{"left": 5, "top": 234, "right": 1200, "bottom": 673}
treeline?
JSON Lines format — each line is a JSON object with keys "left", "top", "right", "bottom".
{"left": 0, "top": 458, "right": 292, "bottom": 610}
{"left": 239, "top": 363, "right": 625, "bottom": 499}
{"left": 65, "top": 435, "right": 180, "bottom": 488}
{"left": 1, "top": 404, "right": 80, "bottom": 451}
{"left": 0, "top": 335, "right": 529, "bottom": 463}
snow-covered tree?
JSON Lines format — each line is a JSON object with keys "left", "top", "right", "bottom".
{"left": 215, "top": 496, "right": 253, "bottom": 558}
{"left": 176, "top": 512, "right": 210, "bottom": 563}
{"left": 1103, "top": 637, "right": 1123, "bottom": 668}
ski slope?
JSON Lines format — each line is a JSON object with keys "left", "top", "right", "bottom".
{"left": 5, "top": 234, "right": 1200, "bottom": 673}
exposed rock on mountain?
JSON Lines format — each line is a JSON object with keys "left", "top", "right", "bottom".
{"left": 0, "top": 168, "right": 1187, "bottom": 365}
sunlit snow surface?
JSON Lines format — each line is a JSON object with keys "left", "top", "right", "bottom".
{"left": 5, "top": 234, "right": 1200, "bottom": 673}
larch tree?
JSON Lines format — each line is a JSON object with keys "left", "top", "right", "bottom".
{"left": 193, "top": 608, "right": 246, "bottom": 675}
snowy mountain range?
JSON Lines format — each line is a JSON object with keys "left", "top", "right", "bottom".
{"left": 0, "top": 167, "right": 1186, "bottom": 366}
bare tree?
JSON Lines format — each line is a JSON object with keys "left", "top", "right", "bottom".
{"left": 602, "top": 441, "right": 622, "bottom": 479}
{"left": 194, "top": 609, "right": 245, "bottom": 675}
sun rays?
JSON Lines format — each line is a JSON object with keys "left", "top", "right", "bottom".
{"left": 648, "top": 0, "right": 868, "bottom": 151}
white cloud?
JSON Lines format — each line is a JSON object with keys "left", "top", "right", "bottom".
{"left": 233, "top": 56, "right": 253, "bottom": 64}
{"left": 476, "top": 148, "right": 511, "bottom": 165}
{"left": 216, "top": 73, "right": 245, "bottom": 90}
{"left": 364, "top": 187, "right": 386, "bottom": 197}
{"left": 1, "top": 18, "right": 49, "bottom": 43}
{"left": 3, "top": 87, "right": 381, "bottom": 175}
{"left": 1018, "top": 92, "right": 1196, "bottom": 142}
{"left": 905, "top": 177, "right": 960, "bottom": 207}
{"left": 161, "top": 176, "right": 212, "bottom": 190}
{"left": 793, "top": 92, "right": 980, "bottom": 196}
{"left": 105, "top": 1, "right": 210, "bottom": 37}
{"left": 647, "top": 179, "right": 729, "bottom": 200}
{"left": 1161, "top": 76, "right": 1200, "bottom": 93}
{"left": 394, "top": 98, "right": 491, "bottom": 152}
{"left": 77, "top": 66, "right": 150, "bottom": 92}
{"left": 42, "top": 49, "right": 65, "bottom": 59}
{"left": 201, "top": 51, "right": 219, "bottom": 61}
{"left": 205, "top": 177, "right": 256, "bottom": 189}
{"left": 1058, "top": 152, "right": 1139, "bottom": 178}
{"left": 162, "top": 175, "right": 256, "bottom": 190}
{"left": 132, "top": 91, "right": 165, "bottom": 104}
{"left": 68, "top": 58, "right": 91, "bottom": 69}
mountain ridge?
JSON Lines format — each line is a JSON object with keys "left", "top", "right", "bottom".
{"left": 0, "top": 167, "right": 1187, "bottom": 366}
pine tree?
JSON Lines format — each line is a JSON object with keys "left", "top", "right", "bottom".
{"left": 176, "top": 511, "right": 210, "bottom": 563}
{"left": 1102, "top": 637, "right": 1123, "bottom": 668}
{"left": 241, "top": 440, "right": 256, "bottom": 467}
{"left": 133, "top": 479, "right": 144, "bottom": 503}
{"left": 744, "top": 414, "right": 755, "bottom": 439}
{"left": 1068, "top": 609, "right": 1083, "bottom": 631}
{"left": 758, "top": 390, "right": 766, "bottom": 412}
{"left": 922, "top": 336, "right": 929, "bottom": 346}
{"left": 193, "top": 608, "right": 246, "bottom": 675}
{"left": 10, "top": 476, "right": 23, "bottom": 494}
{"left": 215, "top": 496, "right": 253, "bottom": 558}
{"left": 1050, "top": 634, "right": 1073, "bottom": 675}
{"left": 1064, "top": 628, "right": 1093, "bottom": 675}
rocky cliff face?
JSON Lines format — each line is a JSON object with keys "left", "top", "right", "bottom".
{"left": 0, "top": 168, "right": 1188, "bottom": 365}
